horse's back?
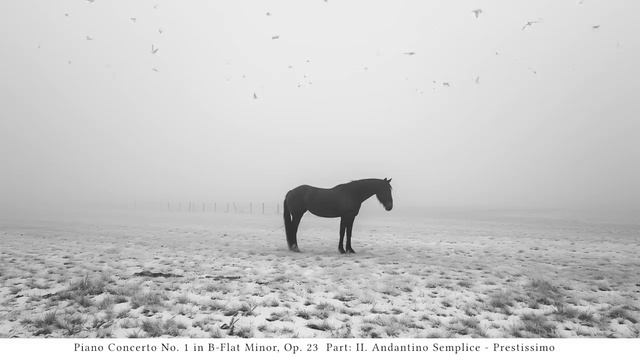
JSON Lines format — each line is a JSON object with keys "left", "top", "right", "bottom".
{"left": 286, "top": 184, "right": 356, "bottom": 217}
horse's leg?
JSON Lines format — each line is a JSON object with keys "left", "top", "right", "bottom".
{"left": 290, "top": 212, "right": 304, "bottom": 252}
{"left": 345, "top": 216, "right": 356, "bottom": 254}
{"left": 338, "top": 217, "right": 346, "bottom": 254}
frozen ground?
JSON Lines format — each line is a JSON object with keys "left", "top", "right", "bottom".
{"left": 0, "top": 208, "right": 639, "bottom": 338}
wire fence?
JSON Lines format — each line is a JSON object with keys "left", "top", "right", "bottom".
{"left": 129, "top": 201, "right": 283, "bottom": 215}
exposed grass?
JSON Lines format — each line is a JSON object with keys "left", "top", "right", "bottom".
{"left": 30, "top": 310, "right": 59, "bottom": 335}
{"left": 68, "top": 274, "right": 106, "bottom": 296}
{"left": 58, "top": 314, "right": 86, "bottom": 336}
{"left": 296, "top": 309, "right": 311, "bottom": 320}
{"left": 130, "top": 291, "right": 166, "bottom": 309}
{"left": 306, "top": 320, "right": 334, "bottom": 332}
{"left": 109, "top": 282, "right": 142, "bottom": 297}
{"left": 608, "top": 306, "right": 638, "bottom": 324}
{"left": 141, "top": 319, "right": 164, "bottom": 337}
{"left": 238, "top": 302, "right": 258, "bottom": 316}
{"left": 234, "top": 325, "right": 254, "bottom": 338}
{"left": 517, "top": 313, "right": 557, "bottom": 337}
{"left": 96, "top": 295, "right": 114, "bottom": 310}
{"left": 526, "top": 279, "right": 563, "bottom": 307}
{"left": 487, "top": 290, "right": 515, "bottom": 314}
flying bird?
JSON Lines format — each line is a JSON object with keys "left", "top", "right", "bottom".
{"left": 64, "top": 13, "right": 69, "bottom": 17}
{"left": 472, "top": 9, "right": 482, "bottom": 18}
{"left": 86, "top": 36, "right": 93, "bottom": 41}
{"left": 86, "top": 0, "right": 95, "bottom": 3}
{"left": 152, "top": 68, "right": 158, "bottom": 72}
{"left": 442, "top": 82, "right": 450, "bottom": 87}
{"left": 592, "top": 25, "right": 600, "bottom": 30}
{"left": 271, "top": 35, "right": 279, "bottom": 40}
{"left": 130, "top": 17, "right": 137, "bottom": 23}
{"left": 151, "top": 44, "right": 159, "bottom": 54}
{"left": 158, "top": 28, "right": 163, "bottom": 34}
{"left": 522, "top": 20, "right": 541, "bottom": 31}
{"left": 266, "top": 12, "right": 271, "bottom": 16}
{"left": 475, "top": 76, "right": 480, "bottom": 84}
{"left": 403, "top": 52, "right": 416, "bottom": 56}
{"left": 253, "top": 92, "right": 258, "bottom": 99}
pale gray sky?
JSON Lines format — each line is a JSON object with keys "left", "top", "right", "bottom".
{"left": 1, "top": 0, "right": 639, "bottom": 212}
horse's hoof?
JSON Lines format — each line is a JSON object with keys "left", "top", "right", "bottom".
{"left": 290, "top": 245, "right": 300, "bottom": 252}
{"left": 338, "top": 248, "right": 346, "bottom": 254}
{"left": 346, "top": 249, "right": 356, "bottom": 254}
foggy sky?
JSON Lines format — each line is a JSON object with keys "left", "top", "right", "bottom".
{"left": 1, "top": 0, "right": 639, "bottom": 212}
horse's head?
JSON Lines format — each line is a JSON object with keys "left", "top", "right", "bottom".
{"left": 376, "top": 178, "right": 393, "bottom": 211}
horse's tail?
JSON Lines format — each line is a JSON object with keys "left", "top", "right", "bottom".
{"left": 283, "top": 197, "right": 293, "bottom": 249}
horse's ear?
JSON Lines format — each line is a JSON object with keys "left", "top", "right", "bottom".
{"left": 387, "top": 178, "right": 392, "bottom": 183}
{"left": 383, "top": 177, "right": 388, "bottom": 181}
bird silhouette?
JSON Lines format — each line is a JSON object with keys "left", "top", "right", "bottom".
{"left": 158, "top": 28, "right": 163, "bottom": 34}
{"left": 152, "top": 68, "right": 159, "bottom": 72}
{"left": 522, "top": 20, "right": 541, "bottom": 31}
{"left": 272, "top": 35, "right": 279, "bottom": 40}
{"left": 266, "top": 12, "right": 271, "bottom": 16}
{"left": 151, "top": 44, "right": 159, "bottom": 54}
{"left": 86, "top": 36, "right": 93, "bottom": 41}
{"left": 475, "top": 76, "right": 480, "bottom": 84}
{"left": 442, "top": 82, "right": 450, "bottom": 87}
{"left": 592, "top": 25, "right": 600, "bottom": 30}
{"left": 403, "top": 52, "right": 416, "bottom": 56}
{"left": 253, "top": 93, "right": 258, "bottom": 99}
{"left": 130, "top": 18, "right": 136, "bottom": 23}
{"left": 472, "top": 9, "right": 482, "bottom": 18}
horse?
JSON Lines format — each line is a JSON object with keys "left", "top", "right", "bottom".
{"left": 283, "top": 178, "right": 393, "bottom": 254}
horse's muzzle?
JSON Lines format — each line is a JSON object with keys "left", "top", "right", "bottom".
{"left": 385, "top": 203, "right": 393, "bottom": 211}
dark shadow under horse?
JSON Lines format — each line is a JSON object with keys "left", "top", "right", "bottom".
{"left": 283, "top": 178, "right": 393, "bottom": 254}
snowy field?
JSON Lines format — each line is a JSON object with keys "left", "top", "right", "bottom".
{"left": 0, "top": 208, "right": 639, "bottom": 338}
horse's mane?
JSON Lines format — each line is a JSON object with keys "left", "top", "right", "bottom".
{"left": 345, "top": 178, "right": 391, "bottom": 190}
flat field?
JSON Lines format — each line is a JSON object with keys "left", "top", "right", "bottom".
{"left": 1, "top": 209, "right": 638, "bottom": 338}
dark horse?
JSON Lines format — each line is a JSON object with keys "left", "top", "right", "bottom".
{"left": 283, "top": 178, "right": 393, "bottom": 253}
